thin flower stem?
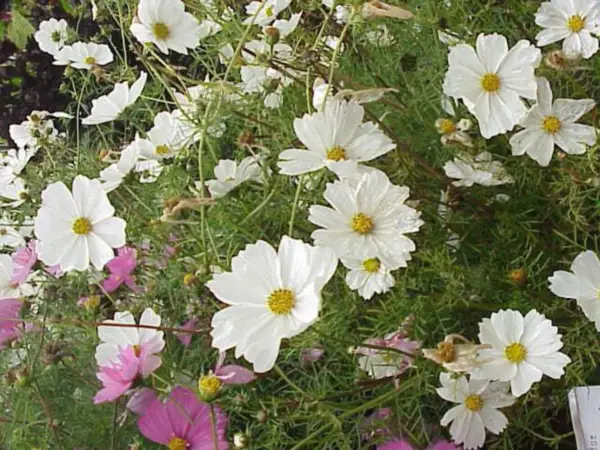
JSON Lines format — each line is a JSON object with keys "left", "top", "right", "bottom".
{"left": 288, "top": 174, "right": 305, "bottom": 237}
{"left": 274, "top": 364, "right": 309, "bottom": 397}
{"left": 289, "top": 377, "right": 418, "bottom": 450}
{"left": 209, "top": 404, "right": 220, "bottom": 450}
{"left": 32, "top": 381, "right": 64, "bottom": 450}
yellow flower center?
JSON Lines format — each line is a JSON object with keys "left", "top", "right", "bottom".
{"left": 351, "top": 213, "right": 374, "bottom": 235}
{"left": 155, "top": 144, "right": 171, "bottom": 155}
{"left": 51, "top": 31, "right": 62, "bottom": 42}
{"left": 267, "top": 289, "right": 295, "bottom": 315}
{"left": 152, "top": 22, "right": 170, "bottom": 40}
{"left": 0, "top": 228, "right": 6, "bottom": 236}
{"left": 437, "top": 342, "right": 456, "bottom": 363}
{"left": 439, "top": 119, "right": 456, "bottom": 134}
{"left": 84, "top": 295, "right": 101, "bottom": 310}
{"left": 542, "top": 116, "right": 562, "bottom": 134}
{"left": 72, "top": 217, "right": 92, "bottom": 235}
{"left": 362, "top": 258, "right": 381, "bottom": 273}
{"left": 505, "top": 342, "right": 527, "bottom": 363}
{"left": 326, "top": 146, "right": 347, "bottom": 162}
{"left": 481, "top": 73, "right": 500, "bottom": 93}
{"left": 84, "top": 56, "right": 96, "bottom": 65}
{"left": 168, "top": 437, "right": 188, "bottom": 450}
{"left": 464, "top": 394, "right": 484, "bottom": 412}
{"left": 567, "top": 15, "right": 585, "bottom": 33}
{"left": 265, "top": 6, "right": 274, "bottom": 17}
{"left": 198, "top": 375, "right": 222, "bottom": 396}
{"left": 132, "top": 344, "right": 142, "bottom": 357}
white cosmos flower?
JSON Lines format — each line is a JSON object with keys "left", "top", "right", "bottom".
{"left": 95, "top": 308, "right": 165, "bottom": 375}
{"left": 208, "top": 236, "right": 338, "bottom": 373}
{"left": 134, "top": 159, "right": 163, "bottom": 183}
{"left": 474, "top": 309, "right": 571, "bottom": 397}
{"left": 130, "top": 0, "right": 202, "bottom": 55}
{"left": 0, "top": 214, "right": 26, "bottom": 248}
{"left": 535, "top": 0, "right": 600, "bottom": 59}
{"left": 1, "top": 149, "right": 33, "bottom": 190}
{"left": 82, "top": 72, "right": 147, "bottom": 125}
{"left": 278, "top": 99, "right": 396, "bottom": 176}
{"left": 137, "top": 111, "right": 186, "bottom": 160}
{"left": 205, "top": 156, "right": 264, "bottom": 199}
{"left": 244, "top": 0, "right": 292, "bottom": 26}
{"left": 509, "top": 77, "right": 596, "bottom": 167}
{"left": 239, "top": 66, "right": 292, "bottom": 109}
{"left": 342, "top": 256, "right": 394, "bottom": 300}
{"left": 549, "top": 251, "right": 600, "bottom": 331}
{"left": 100, "top": 141, "right": 140, "bottom": 193}
{"left": 437, "top": 373, "right": 515, "bottom": 450}
{"left": 1, "top": 178, "right": 28, "bottom": 208}
{"left": 444, "top": 151, "right": 514, "bottom": 187}
{"left": 0, "top": 255, "right": 20, "bottom": 299}
{"left": 53, "top": 41, "right": 113, "bottom": 69}
{"left": 34, "top": 175, "right": 127, "bottom": 272}
{"left": 268, "top": 12, "right": 302, "bottom": 37}
{"left": 9, "top": 112, "right": 60, "bottom": 151}
{"left": 443, "top": 33, "right": 541, "bottom": 139}
{"left": 34, "top": 18, "right": 69, "bottom": 56}
{"left": 308, "top": 170, "right": 424, "bottom": 269}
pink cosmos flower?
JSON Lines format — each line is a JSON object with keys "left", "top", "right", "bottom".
{"left": 126, "top": 387, "right": 158, "bottom": 415}
{"left": 11, "top": 241, "right": 38, "bottom": 285}
{"left": 378, "top": 440, "right": 460, "bottom": 450}
{"left": 94, "top": 346, "right": 139, "bottom": 404}
{"left": 213, "top": 351, "right": 256, "bottom": 385}
{"left": 94, "top": 340, "right": 163, "bottom": 404}
{"left": 301, "top": 347, "right": 325, "bottom": 363}
{"left": 138, "top": 386, "right": 229, "bottom": 449}
{"left": 0, "top": 299, "right": 24, "bottom": 348}
{"left": 175, "top": 318, "right": 199, "bottom": 347}
{"left": 102, "top": 246, "right": 141, "bottom": 293}
{"left": 356, "top": 330, "right": 421, "bottom": 380}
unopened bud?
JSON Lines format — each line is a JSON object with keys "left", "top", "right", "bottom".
{"left": 264, "top": 26, "right": 280, "bottom": 45}
{"left": 234, "top": 432, "right": 250, "bottom": 449}
{"left": 509, "top": 268, "right": 527, "bottom": 286}
{"left": 183, "top": 273, "right": 198, "bottom": 286}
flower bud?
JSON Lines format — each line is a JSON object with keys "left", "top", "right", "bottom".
{"left": 509, "top": 268, "right": 527, "bottom": 286}
{"left": 234, "top": 432, "right": 250, "bottom": 449}
{"left": 264, "top": 26, "right": 280, "bottom": 45}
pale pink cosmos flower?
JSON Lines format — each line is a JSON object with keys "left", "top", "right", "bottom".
{"left": 301, "top": 347, "right": 325, "bottom": 363}
{"left": 138, "top": 387, "right": 228, "bottom": 449}
{"left": 11, "top": 241, "right": 38, "bottom": 284}
{"left": 94, "top": 346, "right": 139, "bottom": 404}
{"left": 213, "top": 351, "right": 256, "bottom": 385}
{"left": 356, "top": 330, "right": 421, "bottom": 380}
{"left": 0, "top": 299, "right": 24, "bottom": 348}
{"left": 378, "top": 440, "right": 460, "bottom": 450}
{"left": 175, "top": 318, "right": 199, "bottom": 346}
{"left": 126, "top": 387, "right": 158, "bottom": 415}
{"left": 102, "top": 246, "right": 141, "bottom": 293}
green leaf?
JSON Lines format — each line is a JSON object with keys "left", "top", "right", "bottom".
{"left": 7, "top": 10, "right": 35, "bottom": 50}
{"left": 58, "top": 0, "right": 75, "bottom": 15}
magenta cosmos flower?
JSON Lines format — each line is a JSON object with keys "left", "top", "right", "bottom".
{"left": 378, "top": 439, "right": 460, "bottom": 450}
{"left": 0, "top": 299, "right": 24, "bottom": 348}
{"left": 138, "top": 387, "right": 229, "bottom": 450}
{"left": 102, "top": 246, "right": 141, "bottom": 293}
{"left": 11, "top": 241, "right": 38, "bottom": 284}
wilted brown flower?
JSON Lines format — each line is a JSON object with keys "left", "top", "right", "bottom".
{"left": 422, "top": 334, "right": 490, "bottom": 373}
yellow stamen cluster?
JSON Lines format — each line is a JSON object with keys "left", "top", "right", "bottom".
{"left": 505, "top": 342, "right": 527, "bottom": 363}
{"left": 152, "top": 22, "right": 170, "bottom": 40}
{"left": 267, "top": 289, "right": 295, "bottom": 315}
{"left": 362, "top": 258, "right": 381, "bottom": 273}
{"left": 84, "top": 56, "right": 96, "bottom": 65}
{"left": 351, "top": 213, "right": 374, "bottom": 235}
{"left": 437, "top": 342, "right": 456, "bottom": 363}
{"left": 198, "top": 374, "right": 222, "bottom": 397}
{"left": 72, "top": 217, "right": 92, "bottom": 235}
{"left": 155, "top": 145, "right": 171, "bottom": 155}
{"left": 567, "top": 15, "right": 585, "bottom": 33}
{"left": 326, "top": 146, "right": 347, "bottom": 162}
{"left": 481, "top": 73, "right": 500, "bottom": 93}
{"left": 439, "top": 119, "right": 456, "bottom": 134}
{"left": 168, "top": 437, "right": 188, "bottom": 450}
{"left": 542, "top": 116, "right": 562, "bottom": 134}
{"left": 464, "top": 394, "right": 484, "bottom": 412}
